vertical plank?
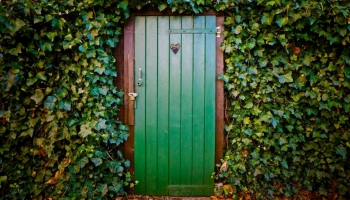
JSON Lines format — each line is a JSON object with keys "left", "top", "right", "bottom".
{"left": 157, "top": 16, "right": 170, "bottom": 196}
{"left": 122, "top": 16, "right": 135, "bottom": 185}
{"left": 134, "top": 16, "right": 146, "bottom": 194}
{"left": 192, "top": 16, "right": 206, "bottom": 195}
{"left": 168, "top": 16, "right": 182, "bottom": 196}
{"left": 215, "top": 15, "right": 225, "bottom": 169}
{"left": 145, "top": 16, "right": 158, "bottom": 195}
{"left": 203, "top": 15, "right": 216, "bottom": 196}
{"left": 180, "top": 16, "right": 194, "bottom": 196}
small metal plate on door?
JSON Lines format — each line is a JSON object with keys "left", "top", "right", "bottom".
{"left": 170, "top": 43, "right": 180, "bottom": 54}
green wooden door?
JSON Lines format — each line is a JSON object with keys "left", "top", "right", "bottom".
{"left": 134, "top": 15, "right": 216, "bottom": 196}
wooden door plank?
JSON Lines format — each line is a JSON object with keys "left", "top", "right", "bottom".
{"left": 168, "top": 16, "right": 182, "bottom": 196}
{"left": 145, "top": 16, "right": 158, "bottom": 195}
{"left": 180, "top": 16, "right": 194, "bottom": 196}
{"left": 134, "top": 16, "right": 146, "bottom": 194}
{"left": 203, "top": 15, "right": 216, "bottom": 196}
{"left": 215, "top": 16, "right": 225, "bottom": 168}
{"left": 157, "top": 16, "right": 170, "bottom": 196}
{"left": 192, "top": 16, "right": 206, "bottom": 196}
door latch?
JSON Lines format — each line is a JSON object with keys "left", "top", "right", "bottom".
{"left": 128, "top": 93, "right": 138, "bottom": 101}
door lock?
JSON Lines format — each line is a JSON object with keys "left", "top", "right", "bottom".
{"left": 128, "top": 93, "right": 138, "bottom": 101}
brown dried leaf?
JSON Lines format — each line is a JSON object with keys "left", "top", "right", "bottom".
{"left": 38, "top": 148, "right": 46, "bottom": 157}
{"left": 220, "top": 161, "right": 229, "bottom": 172}
{"left": 293, "top": 47, "right": 301, "bottom": 55}
{"left": 45, "top": 177, "right": 57, "bottom": 185}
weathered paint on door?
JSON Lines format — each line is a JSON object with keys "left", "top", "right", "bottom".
{"left": 134, "top": 15, "right": 216, "bottom": 196}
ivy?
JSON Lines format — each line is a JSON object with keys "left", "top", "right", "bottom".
{"left": 215, "top": 0, "right": 350, "bottom": 198}
{"left": 0, "top": 0, "right": 131, "bottom": 199}
{"left": 1, "top": 0, "right": 350, "bottom": 199}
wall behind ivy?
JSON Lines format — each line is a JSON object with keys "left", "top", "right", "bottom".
{"left": 0, "top": 0, "right": 349, "bottom": 199}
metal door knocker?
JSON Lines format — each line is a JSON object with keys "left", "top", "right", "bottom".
{"left": 170, "top": 43, "right": 180, "bottom": 54}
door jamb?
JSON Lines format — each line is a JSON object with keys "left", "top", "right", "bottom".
{"left": 114, "top": 9, "right": 225, "bottom": 183}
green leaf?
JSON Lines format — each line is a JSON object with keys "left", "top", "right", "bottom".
{"left": 30, "top": 89, "right": 44, "bottom": 104}
{"left": 243, "top": 117, "right": 250, "bottom": 125}
{"left": 96, "top": 118, "right": 106, "bottom": 130}
{"left": 36, "top": 71, "right": 47, "bottom": 81}
{"left": 51, "top": 18, "right": 66, "bottom": 29}
{"left": 8, "top": 18, "right": 26, "bottom": 35}
{"left": 281, "top": 159, "right": 288, "bottom": 169}
{"left": 234, "top": 25, "right": 242, "bottom": 34}
{"left": 0, "top": 176, "right": 7, "bottom": 183}
{"left": 158, "top": 3, "right": 167, "bottom": 11}
{"left": 26, "top": 77, "right": 38, "bottom": 86}
{"left": 79, "top": 124, "right": 92, "bottom": 138}
{"left": 276, "top": 17, "right": 288, "bottom": 27}
{"left": 269, "top": 117, "right": 279, "bottom": 128}
{"left": 59, "top": 101, "right": 71, "bottom": 111}
{"left": 44, "top": 96, "right": 57, "bottom": 110}
{"left": 19, "top": 128, "right": 34, "bottom": 137}
{"left": 254, "top": 48, "right": 264, "bottom": 57}
{"left": 35, "top": 138, "right": 45, "bottom": 146}
{"left": 344, "top": 66, "right": 350, "bottom": 79}
{"left": 242, "top": 138, "right": 252, "bottom": 145}
{"left": 90, "top": 158, "right": 103, "bottom": 167}
{"left": 79, "top": 43, "right": 88, "bottom": 52}
{"left": 336, "top": 147, "right": 347, "bottom": 159}
{"left": 77, "top": 157, "right": 89, "bottom": 168}
{"left": 278, "top": 72, "right": 293, "bottom": 83}
{"left": 258, "top": 58, "right": 268, "bottom": 67}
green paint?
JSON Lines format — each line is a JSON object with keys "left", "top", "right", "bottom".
{"left": 134, "top": 15, "right": 216, "bottom": 196}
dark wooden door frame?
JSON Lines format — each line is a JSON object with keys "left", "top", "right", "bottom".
{"left": 114, "top": 9, "right": 224, "bottom": 182}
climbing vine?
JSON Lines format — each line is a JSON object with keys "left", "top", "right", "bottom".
{"left": 1, "top": 0, "right": 350, "bottom": 199}
{"left": 216, "top": 0, "right": 350, "bottom": 198}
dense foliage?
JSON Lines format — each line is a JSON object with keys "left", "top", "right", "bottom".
{"left": 0, "top": 0, "right": 131, "bottom": 199}
{"left": 1, "top": 0, "right": 350, "bottom": 199}
{"left": 216, "top": 0, "right": 350, "bottom": 198}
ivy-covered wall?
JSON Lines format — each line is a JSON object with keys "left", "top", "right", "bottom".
{"left": 0, "top": 0, "right": 349, "bottom": 199}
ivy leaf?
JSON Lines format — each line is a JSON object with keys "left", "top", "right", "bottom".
{"left": 278, "top": 72, "right": 293, "bottom": 83}
{"left": 242, "top": 138, "right": 252, "bottom": 145}
{"left": 77, "top": 157, "right": 89, "bottom": 168}
{"left": 30, "top": 89, "right": 44, "bottom": 104}
{"left": 59, "top": 101, "right": 71, "bottom": 111}
{"left": 258, "top": 58, "right": 268, "bottom": 67}
{"left": 158, "top": 3, "right": 167, "bottom": 11}
{"left": 44, "top": 96, "right": 57, "bottom": 110}
{"left": 243, "top": 117, "right": 250, "bottom": 125}
{"left": 79, "top": 124, "right": 92, "bottom": 138}
{"left": 344, "top": 66, "right": 350, "bottom": 79}
{"left": 90, "top": 158, "right": 103, "bottom": 167}
{"left": 97, "top": 183, "right": 108, "bottom": 197}
{"left": 336, "top": 147, "right": 347, "bottom": 159}
{"left": 8, "top": 18, "right": 26, "bottom": 35}
{"left": 19, "top": 128, "right": 34, "bottom": 137}
{"left": 79, "top": 43, "right": 88, "bottom": 52}
{"left": 98, "top": 86, "right": 109, "bottom": 96}
{"left": 254, "top": 48, "right": 264, "bottom": 57}
{"left": 269, "top": 117, "right": 279, "bottom": 128}
{"left": 96, "top": 118, "right": 106, "bottom": 130}
{"left": 276, "top": 17, "right": 289, "bottom": 27}
{"left": 9, "top": 43, "right": 22, "bottom": 56}
{"left": 36, "top": 71, "right": 47, "bottom": 81}
{"left": 51, "top": 18, "right": 66, "bottom": 29}
{"left": 259, "top": 112, "right": 272, "bottom": 122}
{"left": 26, "top": 77, "right": 38, "bottom": 86}
{"left": 234, "top": 25, "right": 242, "bottom": 34}
{"left": 282, "top": 159, "right": 288, "bottom": 169}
